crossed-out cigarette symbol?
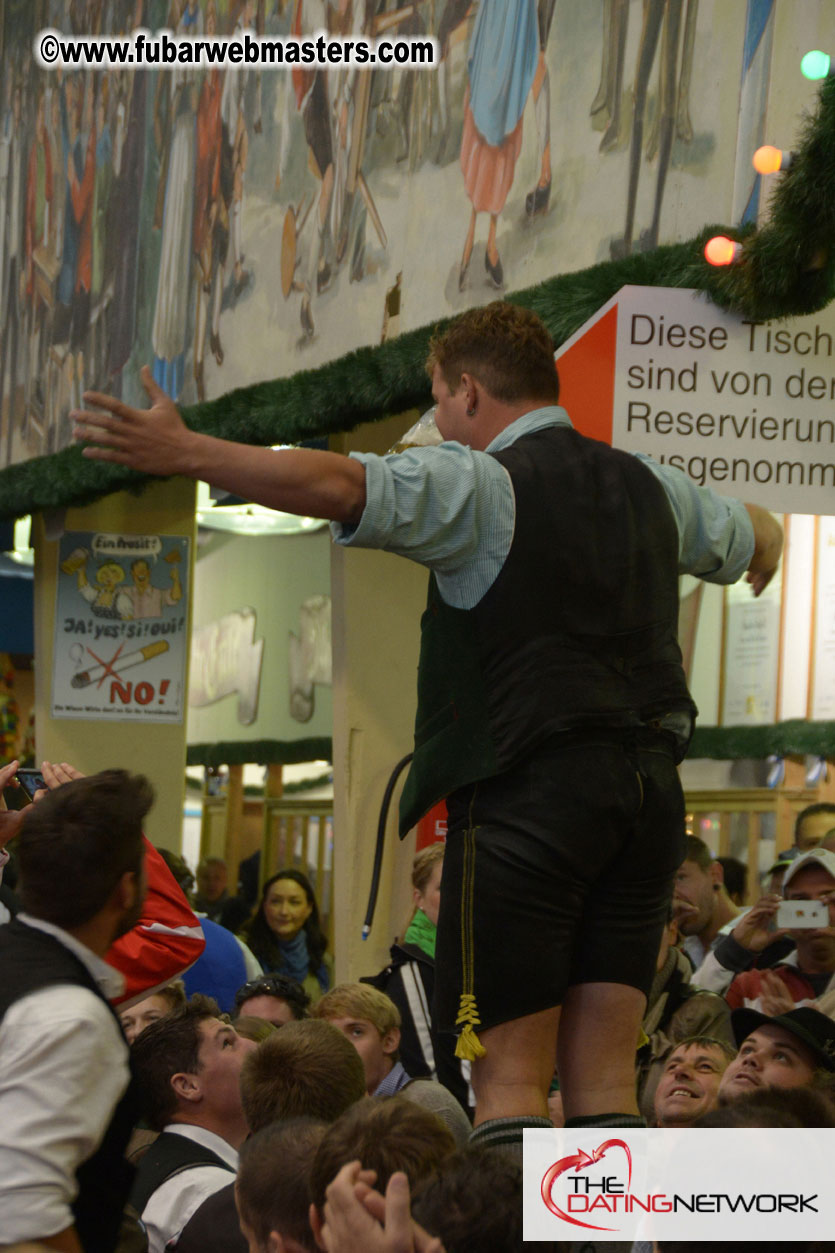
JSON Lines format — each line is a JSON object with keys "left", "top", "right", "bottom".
{"left": 71, "top": 640, "right": 169, "bottom": 689}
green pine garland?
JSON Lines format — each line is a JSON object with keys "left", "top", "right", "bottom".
{"left": 184, "top": 767, "right": 333, "bottom": 795}
{"left": 186, "top": 738, "right": 333, "bottom": 768}
{"left": 690, "top": 721, "right": 835, "bottom": 760}
{"left": 1, "top": 79, "right": 834, "bottom": 522}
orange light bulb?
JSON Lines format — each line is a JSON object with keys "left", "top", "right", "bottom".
{"left": 753, "top": 145, "right": 784, "bottom": 175}
{"left": 704, "top": 236, "right": 741, "bottom": 267}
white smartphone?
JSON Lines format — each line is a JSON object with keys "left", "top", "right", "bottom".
{"left": 776, "top": 899, "right": 829, "bottom": 929}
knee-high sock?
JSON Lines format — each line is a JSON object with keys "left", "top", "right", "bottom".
{"left": 564, "top": 1113, "right": 646, "bottom": 1129}
{"left": 438, "top": 56, "right": 450, "bottom": 131}
{"left": 469, "top": 1115, "right": 552, "bottom": 1162}
{"left": 306, "top": 218, "right": 324, "bottom": 295}
{"left": 535, "top": 69, "right": 551, "bottom": 173}
{"left": 232, "top": 200, "right": 243, "bottom": 269}
{"left": 211, "top": 267, "right": 223, "bottom": 338}
{"left": 194, "top": 285, "right": 207, "bottom": 366}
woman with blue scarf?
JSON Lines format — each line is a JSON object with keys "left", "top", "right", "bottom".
{"left": 241, "top": 869, "right": 332, "bottom": 1003}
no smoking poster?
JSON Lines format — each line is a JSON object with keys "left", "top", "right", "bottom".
{"left": 51, "top": 531, "right": 189, "bottom": 723}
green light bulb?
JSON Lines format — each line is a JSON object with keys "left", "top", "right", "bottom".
{"left": 801, "top": 50, "right": 831, "bottom": 80}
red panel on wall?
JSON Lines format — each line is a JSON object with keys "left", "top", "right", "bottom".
{"left": 555, "top": 302, "right": 618, "bottom": 446}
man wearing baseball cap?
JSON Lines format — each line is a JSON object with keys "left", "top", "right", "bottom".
{"left": 718, "top": 1006, "right": 835, "bottom": 1104}
{"left": 724, "top": 849, "right": 835, "bottom": 1014}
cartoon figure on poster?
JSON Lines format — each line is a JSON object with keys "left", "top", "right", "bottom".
{"left": 52, "top": 531, "right": 189, "bottom": 723}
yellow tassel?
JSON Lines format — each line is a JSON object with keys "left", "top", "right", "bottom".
{"left": 455, "top": 993, "right": 487, "bottom": 1060}
{"left": 455, "top": 1025, "right": 487, "bottom": 1061}
{"left": 636, "top": 1027, "right": 649, "bottom": 1051}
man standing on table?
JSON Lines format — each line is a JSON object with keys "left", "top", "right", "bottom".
{"left": 74, "top": 301, "right": 782, "bottom": 1153}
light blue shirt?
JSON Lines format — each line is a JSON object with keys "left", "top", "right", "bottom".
{"left": 373, "top": 1059, "right": 411, "bottom": 1098}
{"left": 331, "top": 407, "right": 755, "bottom": 610}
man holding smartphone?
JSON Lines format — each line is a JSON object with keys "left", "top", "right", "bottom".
{"left": 724, "top": 849, "right": 835, "bottom": 1014}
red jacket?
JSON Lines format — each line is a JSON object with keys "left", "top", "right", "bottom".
{"left": 725, "top": 962, "right": 834, "bottom": 1011}
{"left": 107, "top": 837, "right": 205, "bottom": 1006}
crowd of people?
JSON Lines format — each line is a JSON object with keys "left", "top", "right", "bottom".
{"left": 2, "top": 757, "right": 835, "bottom": 1253}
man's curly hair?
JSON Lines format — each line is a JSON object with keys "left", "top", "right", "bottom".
{"left": 411, "top": 1149, "right": 526, "bottom": 1252}
{"left": 426, "top": 301, "right": 559, "bottom": 404}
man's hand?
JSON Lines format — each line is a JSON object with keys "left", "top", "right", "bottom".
{"left": 0, "top": 759, "right": 24, "bottom": 851}
{"left": 72, "top": 366, "right": 199, "bottom": 478}
{"left": 321, "top": 1163, "right": 444, "bottom": 1253}
{"left": 729, "top": 895, "right": 788, "bottom": 953}
{"left": 671, "top": 896, "right": 700, "bottom": 929}
{"left": 744, "top": 504, "right": 783, "bottom": 597}
{"left": 76, "top": 368, "right": 366, "bottom": 524}
{"left": 758, "top": 969, "right": 796, "bottom": 1017}
{"left": 1, "top": 756, "right": 85, "bottom": 847}
{"left": 0, "top": 761, "right": 85, "bottom": 851}
{"left": 40, "top": 762, "right": 85, "bottom": 792}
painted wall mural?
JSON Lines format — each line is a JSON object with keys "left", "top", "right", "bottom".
{"left": 0, "top": 0, "right": 832, "bottom": 471}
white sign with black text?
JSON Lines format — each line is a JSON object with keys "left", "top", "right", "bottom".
{"left": 612, "top": 286, "right": 835, "bottom": 515}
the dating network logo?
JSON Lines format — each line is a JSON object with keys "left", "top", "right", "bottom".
{"left": 527, "top": 1127, "right": 828, "bottom": 1243}
{"left": 541, "top": 1138, "right": 633, "bottom": 1232}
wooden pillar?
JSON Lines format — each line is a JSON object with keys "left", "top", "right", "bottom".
{"left": 329, "top": 414, "right": 424, "bottom": 982}
{"left": 224, "top": 763, "right": 245, "bottom": 888}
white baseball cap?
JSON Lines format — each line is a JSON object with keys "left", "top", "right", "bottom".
{"left": 782, "top": 847, "right": 835, "bottom": 894}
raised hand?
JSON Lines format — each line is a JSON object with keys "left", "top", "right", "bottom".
{"left": 758, "top": 969, "right": 796, "bottom": 1017}
{"left": 730, "top": 894, "right": 787, "bottom": 954}
{"left": 321, "top": 1163, "right": 445, "bottom": 1253}
{"left": 72, "top": 366, "right": 199, "bottom": 478}
{"left": 0, "top": 760, "right": 23, "bottom": 851}
{"left": 39, "top": 762, "right": 86, "bottom": 795}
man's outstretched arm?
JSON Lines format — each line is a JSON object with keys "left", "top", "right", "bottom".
{"left": 73, "top": 367, "right": 367, "bottom": 525}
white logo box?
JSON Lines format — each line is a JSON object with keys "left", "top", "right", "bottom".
{"left": 524, "top": 1127, "right": 832, "bottom": 1242}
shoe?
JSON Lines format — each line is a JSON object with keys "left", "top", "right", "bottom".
{"left": 525, "top": 179, "right": 551, "bottom": 217}
{"left": 599, "top": 118, "right": 620, "bottom": 153}
{"left": 677, "top": 109, "right": 694, "bottom": 145}
{"left": 396, "top": 114, "right": 409, "bottom": 163}
{"left": 484, "top": 249, "right": 503, "bottom": 289}
{"left": 209, "top": 332, "right": 224, "bottom": 366}
{"left": 350, "top": 238, "right": 365, "bottom": 284}
{"left": 434, "top": 123, "right": 451, "bottom": 165}
{"left": 317, "top": 260, "right": 332, "bottom": 294}
{"left": 300, "top": 295, "right": 314, "bottom": 338}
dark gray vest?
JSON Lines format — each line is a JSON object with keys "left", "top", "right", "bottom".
{"left": 399, "top": 426, "right": 696, "bottom": 833}
{"left": 129, "top": 1130, "right": 236, "bottom": 1217}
